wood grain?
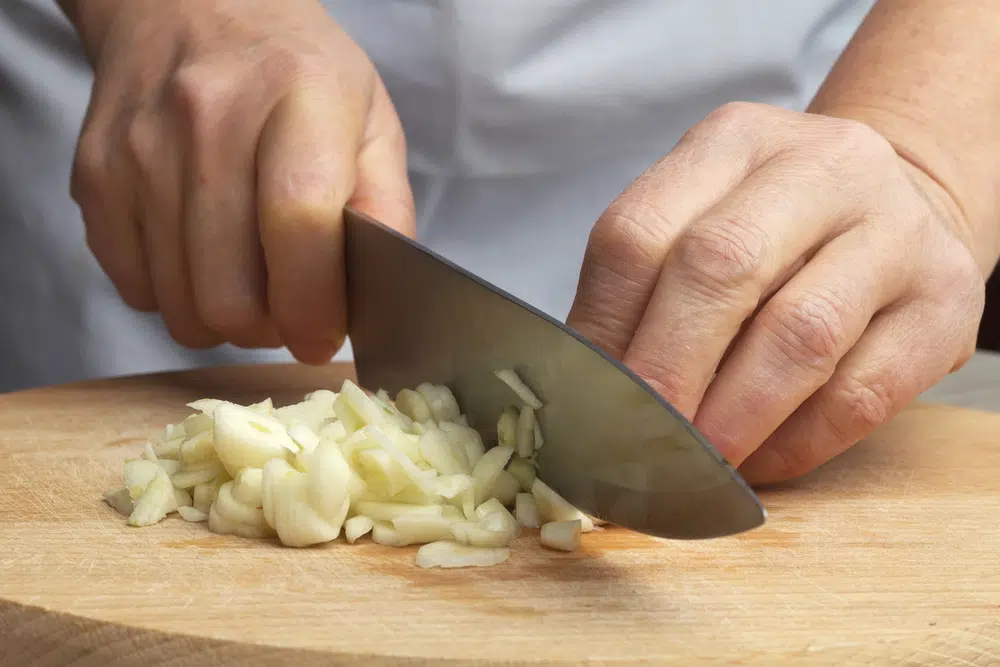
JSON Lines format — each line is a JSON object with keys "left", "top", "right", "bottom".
{"left": 1, "top": 363, "right": 998, "bottom": 666}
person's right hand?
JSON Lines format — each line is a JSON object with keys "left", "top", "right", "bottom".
{"left": 69, "top": 0, "right": 414, "bottom": 363}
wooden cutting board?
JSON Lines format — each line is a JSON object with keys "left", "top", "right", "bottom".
{"left": 1, "top": 363, "right": 998, "bottom": 666}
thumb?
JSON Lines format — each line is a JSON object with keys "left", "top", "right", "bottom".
{"left": 347, "top": 80, "right": 416, "bottom": 238}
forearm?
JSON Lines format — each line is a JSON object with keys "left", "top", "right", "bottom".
{"left": 809, "top": 0, "right": 1000, "bottom": 278}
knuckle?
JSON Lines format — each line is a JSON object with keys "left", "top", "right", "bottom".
{"left": 924, "top": 236, "right": 986, "bottom": 316}
{"left": 168, "top": 64, "right": 228, "bottom": 134}
{"left": 759, "top": 290, "right": 850, "bottom": 373}
{"left": 626, "top": 352, "right": 698, "bottom": 411}
{"left": 672, "top": 219, "right": 767, "bottom": 296}
{"left": 702, "top": 101, "right": 767, "bottom": 133}
{"left": 949, "top": 247, "right": 986, "bottom": 312}
{"left": 266, "top": 47, "right": 322, "bottom": 82}
{"left": 571, "top": 201, "right": 678, "bottom": 357}
{"left": 589, "top": 201, "right": 674, "bottom": 281}
{"left": 124, "top": 114, "right": 159, "bottom": 175}
{"left": 825, "top": 373, "right": 894, "bottom": 440}
{"left": 262, "top": 178, "right": 340, "bottom": 233}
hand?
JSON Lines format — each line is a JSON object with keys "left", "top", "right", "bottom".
{"left": 567, "top": 102, "right": 985, "bottom": 485}
{"left": 70, "top": 0, "right": 414, "bottom": 363}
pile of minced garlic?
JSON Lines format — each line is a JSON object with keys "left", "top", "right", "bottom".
{"left": 103, "top": 370, "right": 602, "bottom": 568}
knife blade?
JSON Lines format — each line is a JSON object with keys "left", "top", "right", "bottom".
{"left": 344, "top": 208, "right": 765, "bottom": 539}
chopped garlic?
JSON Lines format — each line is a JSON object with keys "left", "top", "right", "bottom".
{"left": 103, "top": 369, "right": 602, "bottom": 569}
{"left": 418, "top": 428, "right": 469, "bottom": 475}
{"left": 532, "top": 420, "right": 544, "bottom": 450}
{"left": 153, "top": 437, "right": 182, "bottom": 459}
{"left": 155, "top": 459, "right": 181, "bottom": 476}
{"left": 128, "top": 469, "right": 176, "bottom": 527}
{"left": 173, "top": 487, "right": 193, "bottom": 508}
{"left": 395, "top": 388, "right": 432, "bottom": 423}
{"left": 192, "top": 478, "right": 226, "bottom": 515}
{"left": 180, "top": 412, "right": 214, "bottom": 437}
{"left": 540, "top": 520, "right": 582, "bottom": 552}
{"left": 344, "top": 515, "right": 374, "bottom": 543}
{"left": 415, "top": 541, "right": 510, "bottom": 569}
{"left": 515, "top": 406, "right": 535, "bottom": 458}
{"left": 438, "top": 422, "right": 485, "bottom": 467}
{"left": 497, "top": 407, "right": 518, "bottom": 449}
{"left": 178, "top": 505, "right": 208, "bottom": 522}
{"left": 494, "top": 369, "right": 543, "bottom": 409}
{"left": 355, "top": 501, "right": 452, "bottom": 523}
{"left": 515, "top": 492, "right": 540, "bottom": 529}
{"left": 123, "top": 460, "right": 163, "bottom": 500}
{"left": 212, "top": 481, "right": 270, "bottom": 533}
{"left": 452, "top": 507, "right": 519, "bottom": 548}
{"left": 474, "top": 498, "right": 508, "bottom": 520}
{"left": 180, "top": 430, "right": 216, "bottom": 465}
{"left": 213, "top": 402, "right": 297, "bottom": 475}
{"left": 506, "top": 456, "right": 536, "bottom": 492}
{"left": 489, "top": 470, "right": 520, "bottom": 507}
{"left": 232, "top": 468, "right": 264, "bottom": 507}
{"left": 187, "top": 398, "right": 223, "bottom": 415}
{"left": 392, "top": 512, "right": 459, "bottom": 544}
{"left": 415, "top": 383, "right": 461, "bottom": 423}
{"left": 532, "top": 479, "right": 594, "bottom": 532}
{"left": 472, "top": 445, "right": 514, "bottom": 505}
{"left": 171, "top": 461, "right": 225, "bottom": 490}
{"left": 268, "top": 470, "right": 348, "bottom": 547}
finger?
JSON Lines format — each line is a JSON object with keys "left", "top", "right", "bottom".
{"left": 621, "top": 155, "right": 868, "bottom": 418}
{"left": 129, "top": 111, "right": 222, "bottom": 349}
{"left": 692, "top": 226, "right": 913, "bottom": 465}
{"left": 347, "top": 81, "right": 416, "bottom": 237}
{"left": 257, "top": 85, "right": 370, "bottom": 364}
{"left": 178, "top": 69, "right": 281, "bottom": 349}
{"left": 566, "top": 106, "right": 775, "bottom": 359}
{"left": 73, "top": 108, "right": 156, "bottom": 312}
{"left": 737, "top": 301, "right": 970, "bottom": 485}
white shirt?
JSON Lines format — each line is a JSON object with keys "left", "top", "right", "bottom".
{"left": 0, "top": 0, "right": 875, "bottom": 392}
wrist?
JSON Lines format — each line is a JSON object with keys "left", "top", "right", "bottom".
{"left": 810, "top": 102, "right": 1000, "bottom": 279}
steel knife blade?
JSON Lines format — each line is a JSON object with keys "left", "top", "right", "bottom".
{"left": 344, "top": 208, "right": 765, "bottom": 539}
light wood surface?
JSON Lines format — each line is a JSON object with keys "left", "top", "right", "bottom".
{"left": 1, "top": 363, "right": 998, "bottom": 666}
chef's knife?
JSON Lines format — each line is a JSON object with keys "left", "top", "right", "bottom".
{"left": 344, "top": 208, "right": 765, "bottom": 539}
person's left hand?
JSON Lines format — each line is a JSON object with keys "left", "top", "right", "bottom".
{"left": 566, "top": 102, "right": 986, "bottom": 485}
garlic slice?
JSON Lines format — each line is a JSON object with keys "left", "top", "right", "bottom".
{"left": 415, "top": 541, "right": 510, "bottom": 569}
{"left": 531, "top": 479, "right": 594, "bottom": 532}
{"left": 540, "top": 520, "right": 582, "bottom": 552}
{"left": 213, "top": 402, "right": 297, "bottom": 476}
{"left": 515, "top": 492, "right": 540, "bottom": 528}
{"left": 494, "top": 369, "right": 543, "bottom": 409}
{"left": 344, "top": 515, "right": 374, "bottom": 544}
